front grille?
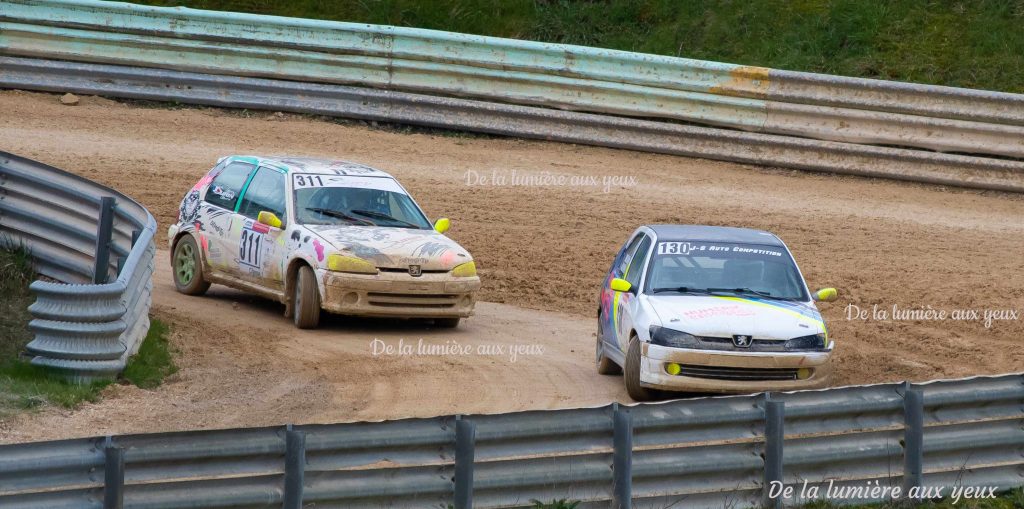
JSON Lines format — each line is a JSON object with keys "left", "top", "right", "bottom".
{"left": 696, "top": 336, "right": 787, "bottom": 352}
{"left": 674, "top": 364, "right": 800, "bottom": 381}
{"left": 378, "top": 267, "right": 449, "bottom": 274}
{"left": 366, "top": 292, "right": 458, "bottom": 308}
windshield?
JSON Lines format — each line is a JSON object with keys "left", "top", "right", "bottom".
{"left": 645, "top": 241, "right": 808, "bottom": 300}
{"left": 292, "top": 174, "right": 432, "bottom": 229}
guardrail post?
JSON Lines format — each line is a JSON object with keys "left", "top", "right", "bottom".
{"left": 763, "top": 396, "right": 784, "bottom": 509}
{"left": 93, "top": 196, "right": 116, "bottom": 284}
{"left": 103, "top": 438, "right": 124, "bottom": 509}
{"left": 612, "top": 403, "right": 633, "bottom": 509}
{"left": 283, "top": 425, "right": 306, "bottom": 509}
{"left": 454, "top": 415, "right": 476, "bottom": 509}
{"left": 903, "top": 385, "right": 924, "bottom": 499}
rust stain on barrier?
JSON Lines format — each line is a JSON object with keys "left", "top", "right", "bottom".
{"left": 710, "top": 66, "right": 771, "bottom": 99}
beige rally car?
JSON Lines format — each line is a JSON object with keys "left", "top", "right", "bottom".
{"left": 168, "top": 156, "right": 480, "bottom": 328}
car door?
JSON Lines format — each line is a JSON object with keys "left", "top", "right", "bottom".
{"left": 600, "top": 233, "right": 644, "bottom": 354}
{"left": 619, "top": 234, "right": 652, "bottom": 350}
{"left": 232, "top": 166, "right": 288, "bottom": 290}
{"left": 201, "top": 161, "right": 255, "bottom": 276}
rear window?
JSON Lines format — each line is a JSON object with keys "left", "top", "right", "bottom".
{"left": 204, "top": 162, "right": 254, "bottom": 211}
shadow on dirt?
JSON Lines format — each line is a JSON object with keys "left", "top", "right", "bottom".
{"left": 197, "top": 285, "right": 466, "bottom": 333}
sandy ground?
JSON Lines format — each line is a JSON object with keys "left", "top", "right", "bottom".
{"left": 0, "top": 90, "right": 1022, "bottom": 442}
{"left": 0, "top": 254, "right": 621, "bottom": 443}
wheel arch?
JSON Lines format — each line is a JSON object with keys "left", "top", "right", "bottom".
{"left": 170, "top": 230, "right": 201, "bottom": 265}
{"left": 284, "top": 256, "right": 316, "bottom": 305}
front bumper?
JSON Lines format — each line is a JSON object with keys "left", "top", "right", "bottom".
{"left": 320, "top": 269, "right": 480, "bottom": 318}
{"left": 641, "top": 342, "right": 832, "bottom": 394}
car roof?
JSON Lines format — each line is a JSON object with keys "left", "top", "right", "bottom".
{"left": 644, "top": 224, "right": 785, "bottom": 247}
{"left": 228, "top": 155, "right": 394, "bottom": 178}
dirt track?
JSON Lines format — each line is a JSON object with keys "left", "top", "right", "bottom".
{"left": 1, "top": 90, "right": 1022, "bottom": 442}
{"left": 0, "top": 255, "right": 621, "bottom": 443}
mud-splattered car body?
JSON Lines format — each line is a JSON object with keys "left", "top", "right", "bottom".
{"left": 168, "top": 156, "right": 480, "bottom": 328}
{"left": 596, "top": 225, "right": 837, "bottom": 399}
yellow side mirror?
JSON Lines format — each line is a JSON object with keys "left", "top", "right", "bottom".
{"left": 434, "top": 217, "right": 451, "bottom": 234}
{"left": 257, "top": 211, "right": 283, "bottom": 229}
{"left": 609, "top": 277, "right": 632, "bottom": 293}
{"left": 814, "top": 287, "right": 838, "bottom": 302}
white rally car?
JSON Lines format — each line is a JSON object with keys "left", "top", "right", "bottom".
{"left": 596, "top": 225, "right": 837, "bottom": 400}
{"left": 168, "top": 156, "right": 480, "bottom": 329}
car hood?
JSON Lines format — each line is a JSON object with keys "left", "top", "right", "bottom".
{"left": 305, "top": 225, "right": 472, "bottom": 271}
{"left": 645, "top": 295, "right": 825, "bottom": 340}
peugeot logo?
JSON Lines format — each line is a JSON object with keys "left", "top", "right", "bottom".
{"left": 409, "top": 264, "right": 422, "bottom": 277}
{"left": 732, "top": 335, "right": 752, "bottom": 348}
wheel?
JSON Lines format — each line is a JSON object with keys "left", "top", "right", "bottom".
{"left": 172, "top": 235, "right": 210, "bottom": 296}
{"left": 293, "top": 265, "right": 321, "bottom": 329}
{"left": 434, "top": 317, "right": 461, "bottom": 328}
{"left": 624, "top": 335, "right": 655, "bottom": 401}
{"left": 596, "top": 319, "right": 621, "bottom": 375}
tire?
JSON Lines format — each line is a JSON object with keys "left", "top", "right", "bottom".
{"left": 624, "top": 335, "right": 655, "bottom": 401}
{"left": 172, "top": 235, "right": 210, "bottom": 296}
{"left": 434, "top": 317, "right": 461, "bottom": 328}
{"left": 596, "top": 319, "right": 622, "bottom": 375}
{"left": 293, "top": 265, "right": 321, "bottom": 329}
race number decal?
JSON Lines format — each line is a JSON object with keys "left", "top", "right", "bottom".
{"left": 293, "top": 174, "right": 325, "bottom": 189}
{"left": 657, "top": 242, "right": 702, "bottom": 255}
{"left": 239, "top": 228, "right": 265, "bottom": 268}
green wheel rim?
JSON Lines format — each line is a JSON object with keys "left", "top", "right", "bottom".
{"left": 176, "top": 243, "right": 196, "bottom": 285}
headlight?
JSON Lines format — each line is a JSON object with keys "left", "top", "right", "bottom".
{"left": 650, "top": 326, "right": 699, "bottom": 348}
{"left": 452, "top": 261, "right": 477, "bottom": 277}
{"left": 784, "top": 333, "right": 827, "bottom": 351}
{"left": 327, "top": 254, "right": 378, "bottom": 274}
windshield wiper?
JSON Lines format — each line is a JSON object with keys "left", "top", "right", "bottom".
{"left": 305, "top": 207, "right": 374, "bottom": 225}
{"left": 350, "top": 209, "right": 420, "bottom": 229}
{"left": 706, "top": 287, "right": 776, "bottom": 298}
{"left": 650, "top": 287, "right": 713, "bottom": 294}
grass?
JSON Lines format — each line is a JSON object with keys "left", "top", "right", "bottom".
{"left": 530, "top": 500, "right": 578, "bottom": 509}
{"left": 0, "top": 239, "right": 35, "bottom": 361}
{"left": 132, "top": 0, "right": 1024, "bottom": 93}
{"left": 0, "top": 319, "right": 177, "bottom": 417}
{"left": 0, "top": 243, "right": 177, "bottom": 416}
{"left": 122, "top": 319, "right": 178, "bottom": 389}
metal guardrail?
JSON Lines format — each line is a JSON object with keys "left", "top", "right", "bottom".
{"left": 0, "top": 373, "right": 1020, "bottom": 508}
{"left": 0, "top": 151, "right": 156, "bottom": 382}
{"left": 2, "top": 0, "right": 1024, "bottom": 157}
{"left": 2, "top": 57, "right": 1023, "bottom": 194}
{"left": 1, "top": 0, "right": 1023, "bottom": 193}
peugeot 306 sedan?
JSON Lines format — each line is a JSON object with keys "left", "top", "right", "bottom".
{"left": 596, "top": 225, "right": 837, "bottom": 400}
{"left": 169, "top": 156, "right": 480, "bottom": 329}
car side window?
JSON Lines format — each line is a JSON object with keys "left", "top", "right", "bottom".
{"left": 238, "top": 167, "right": 287, "bottom": 223}
{"left": 615, "top": 234, "right": 645, "bottom": 277}
{"left": 204, "top": 162, "right": 254, "bottom": 211}
{"left": 624, "top": 235, "right": 652, "bottom": 287}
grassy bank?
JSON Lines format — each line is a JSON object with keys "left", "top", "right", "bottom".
{"left": 0, "top": 242, "right": 34, "bottom": 361}
{"left": 0, "top": 245, "right": 177, "bottom": 417}
{"left": 133, "top": 0, "right": 1024, "bottom": 93}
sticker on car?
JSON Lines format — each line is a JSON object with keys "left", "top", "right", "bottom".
{"left": 239, "top": 227, "right": 266, "bottom": 268}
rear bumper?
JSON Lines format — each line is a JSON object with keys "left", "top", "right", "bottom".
{"left": 640, "top": 342, "right": 832, "bottom": 394}
{"left": 319, "top": 269, "right": 480, "bottom": 318}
